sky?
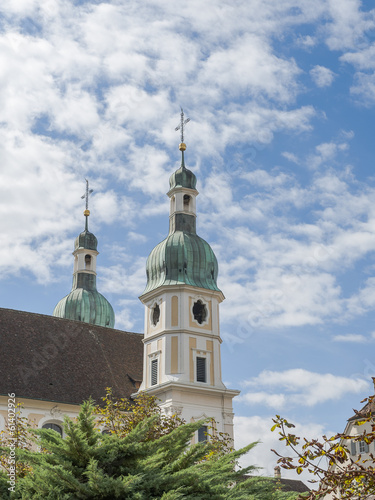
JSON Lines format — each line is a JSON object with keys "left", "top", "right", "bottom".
{"left": 1, "top": 0, "right": 375, "bottom": 484}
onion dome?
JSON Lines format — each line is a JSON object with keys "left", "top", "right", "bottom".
{"left": 74, "top": 228, "right": 97, "bottom": 251}
{"left": 143, "top": 232, "right": 220, "bottom": 294}
{"left": 53, "top": 286, "right": 115, "bottom": 328}
{"left": 169, "top": 162, "right": 197, "bottom": 190}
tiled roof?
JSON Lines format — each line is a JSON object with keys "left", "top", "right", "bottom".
{"left": 243, "top": 476, "right": 310, "bottom": 493}
{"left": 348, "top": 396, "right": 375, "bottom": 422}
{"left": 277, "top": 478, "right": 310, "bottom": 493}
{"left": 0, "top": 308, "right": 143, "bottom": 405}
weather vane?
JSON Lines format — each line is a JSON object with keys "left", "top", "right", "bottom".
{"left": 81, "top": 179, "right": 93, "bottom": 217}
{"left": 175, "top": 107, "right": 190, "bottom": 144}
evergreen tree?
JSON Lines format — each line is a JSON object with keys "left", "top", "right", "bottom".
{"left": 2, "top": 401, "right": 297, "bottom": 499}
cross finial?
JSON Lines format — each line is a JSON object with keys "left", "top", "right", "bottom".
{"left": 81, "top": 179, "right": 93, "bottom": 228}
{"left": 175, "top": 107, "right": 190, "bottom": 145}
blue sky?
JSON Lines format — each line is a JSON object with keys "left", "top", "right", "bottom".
{"left": 1, "top": 0, "right": 375, "bottom": 480}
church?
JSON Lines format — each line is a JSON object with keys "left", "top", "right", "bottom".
{"left": 0, "top": 116, "right": 238, "bottom": 443}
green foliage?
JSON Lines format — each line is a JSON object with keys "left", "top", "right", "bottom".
{"left": 7, "top": 401, "right": 297, "bottom": 499}
{"left": 271, "top": 386, "right": 375, "bottom": 500}
{"left": 94, "top": 388, "right": 185, "bottom": 441}
{"left": 94, "top": 388, "right": 233, "bottom": 458}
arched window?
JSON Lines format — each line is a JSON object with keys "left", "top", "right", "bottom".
{"left": 198, "top": 425, "right": 208, "bottom": 442}
{"left": 42, "top": 423, "right": 63, "bottom": 437}
{"left": 85, "top": 254, "right": 92, "bottom": 269}
{"left": 170, "top": 195, "right": 176, "bottom": 213}
{"left": 183, "top": 194, "right": 191, "bottom": 210}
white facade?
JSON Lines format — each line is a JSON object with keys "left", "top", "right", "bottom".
{"left": 0, "top": 396, "right": 80, "bottom": 441}
{"left": 138, "top": 156, "right": 239, "bottom": 442}
{"left": 323, "top": 412, "right": 375, "bottom": 499}
{"left": 139, "top": 284, "right": 238, "bottom": 441}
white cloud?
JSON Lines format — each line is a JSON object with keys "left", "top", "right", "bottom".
{"left": 340, "top": 43, "right": 375, "bottom": 70}
{"left": 198, "top": 33, "right": 301, "bottom": 104}
{"left": 241, "top": 169, "right": 293, "bottom": 189}
{"left": 333, "top": 333, "right": 367, "bottom": 343}
{"left": 324, "top": 0, "right": 375, "bottom": 51}
{"left": 295, "top": 35, "right": 317, "bottom": 49}
{"left": 100, "top": 257, "right": 146, "bottom": 297}
{"left": 114, "top": 299, "right": 143, "bottom": 331}
{"left": 308, "top": 141, "right": 348, "bottom": 169}
{"left": 234, "top": 414, "right": 328, "bottom": 483}
{"left": 239, "top": 369, "right": 369, "bottom": 408}
{"left": 346, "top": 277, "right": 375, "bottom": 316}
{"left": 238, "top": 391, "right": 287, "bottom": 409}
{"left": 128, "top": 232, "right": 148, "bottom": 244}
{"left": 350, "top": 72, "right": 375, "bottom": 105}
{"left": 310, "top": 65, "right": 336, "bottom": 87}
{"left": 281, "top": 151, "right": 300, "bottom": 164}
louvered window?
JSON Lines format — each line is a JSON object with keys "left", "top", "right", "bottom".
{"left": 198, "top": 425, "right": 208, "bottom": 442}
{"left": 351, "top": 441, "right": 356, "bottom": 455}
{"left": 359, "top": 440, "right": 369, "bottom": 453}
{"left": 151, "top": 359, "right": 158, "bottom": 386}
{"left": 196, "top": 357, "right": 206, "bottom": 383}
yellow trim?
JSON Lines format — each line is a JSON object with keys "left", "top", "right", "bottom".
{"left": 206, "top": 340, "right": 214, "bottom": 385}
{"left": 189, "top": 337, "right": 196, "bottom": 382}
{"left": 218, "top": 343, "right": 222, "bottom": 380}
{"left": 171, "top": 336, "right": 178, "bottom": 374}
{"left": 171, "top": 296, "right": 179, "bottom": 326}
{"left": 157, "top": 339, "right": 162, "bottom": 385}
{"left": 146, "top": 344, "right": 151, "bottom": 388}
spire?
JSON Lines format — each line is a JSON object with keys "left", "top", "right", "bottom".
{"left": 169, "top": 108, "right": 196, "bottom": 191}
{"left": 81, "top": 179, "right": 93, "bottom": 231}
{"left": 175, "top": 107, "right": 190, "bottom": 169}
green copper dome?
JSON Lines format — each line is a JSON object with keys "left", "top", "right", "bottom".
{"left": 169, "top": 166, "right": 196, "bottom": 190}
{"left": 169, "top": 159, "right": 197, "bottom": 191}
{"left": 53, "top": 286, "right": 115, "bottom": 328}
{"left": 75, "top": 229, "right": 97, "bottom": 251}
{"left": 143, "top": 231, "right": 220, "bottom": 294}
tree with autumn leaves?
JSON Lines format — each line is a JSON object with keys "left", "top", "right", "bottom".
{"left": 271, "top": 380, "right": 375, "bottom": 499}
{"left": 0, "top": 390, "right": 297, "bottom": 499}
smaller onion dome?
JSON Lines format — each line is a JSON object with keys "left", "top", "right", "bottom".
{"left": 169, "top": 163, "right": 197, "bottom": 191}
{"left": 53, "top": 288, "right": 115, "bottom": 328}
{"left": 75, "top": 229, "right": 97, "bottom": 251}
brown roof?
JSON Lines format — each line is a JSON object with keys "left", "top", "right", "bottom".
{"left": 348, "top": 396, "right": 375, "bottom": 422}
{"left": 244, "top": 476, "right": 310, "bottom": 493}
{"left": 276, "top": 478, "right": 310, "bottom": 493}
{"left": 0, "top": 308, "right": 143, "bottom": 405}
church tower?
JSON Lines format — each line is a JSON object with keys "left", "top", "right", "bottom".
{"left": 139, "top": 110, "right": 239, "bottom": 441}
{"left": 53, "top": 180, "right": 115, "bottom": 328}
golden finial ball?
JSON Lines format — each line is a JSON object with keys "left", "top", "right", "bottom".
{"left": 84, "top": 209, "right": 90, "bottom": 216}
{"left": 179, "top": 143, "right": 186, "bottom": 151}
